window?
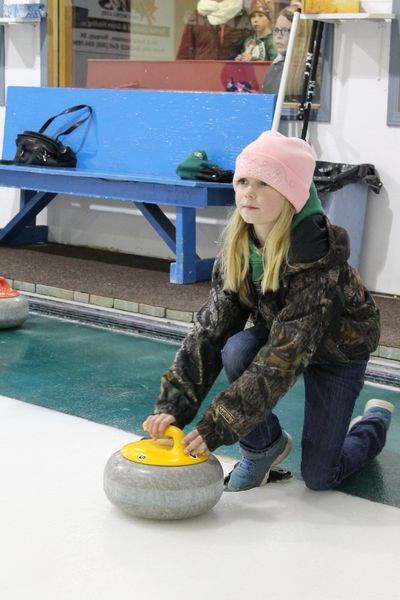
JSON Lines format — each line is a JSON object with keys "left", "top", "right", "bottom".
{"left": 48, "top": 0, "right": 333, "bottom": 121}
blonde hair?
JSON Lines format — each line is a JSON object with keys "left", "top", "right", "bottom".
{"left": 222, "top": 199, "right": 295, "bottom": 306}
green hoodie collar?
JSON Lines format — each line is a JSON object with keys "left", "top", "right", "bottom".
{"left": 249, "top": 238, "right": 265, "bottom": 282}
{"left": 249, "top": 183, "right": 324, "bottom": 282}
{"left": 291, "top": 182, "right": 324, "bottom": 230}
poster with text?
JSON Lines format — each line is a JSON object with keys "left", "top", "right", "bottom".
{"left": 73, "top": 0, "right": 175, "bottom": 59}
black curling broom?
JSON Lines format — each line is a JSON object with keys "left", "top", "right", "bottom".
{"left": 297, "top": 19, "right": 319, "bottom": 123}
{"left": 299, "top": 20, "right": 325, "bottom": 140}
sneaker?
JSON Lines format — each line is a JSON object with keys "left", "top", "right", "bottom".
{"left": 349, "top": 398, "right": 395, "bottom": 431}
{"left": 225, "top": 430, "right": 293, "bottom": 492}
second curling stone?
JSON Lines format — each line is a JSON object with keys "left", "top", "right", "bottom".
{"left": 0, "top": 277, "right": 29, "bottom": 329}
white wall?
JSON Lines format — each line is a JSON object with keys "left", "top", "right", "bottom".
{"left": 307, "top": 19, "right": 400, "bottom": 295}
{"left": 0, "top": 17, "right": 399, "bottom": 294}
{"left": 0, "top": 23, "right": 43, "bottom": 225}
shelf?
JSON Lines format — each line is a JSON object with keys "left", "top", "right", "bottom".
{"left": 301, "top": 12, "right": 395, "bottom": 22}
{"left": 0, "top": 18, "right": 41, "bottom": 24}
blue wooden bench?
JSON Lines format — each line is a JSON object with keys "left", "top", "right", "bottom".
{"left": 0, "top": 86, "right": 275, "bottom": 283}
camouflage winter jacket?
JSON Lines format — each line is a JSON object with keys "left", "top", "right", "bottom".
{"left": 155, "top": 215, "right": 380, "bottom": 452}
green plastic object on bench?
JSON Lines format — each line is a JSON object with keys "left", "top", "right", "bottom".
{"left": 0, "top": 86, "right": 275, "bottom": 283}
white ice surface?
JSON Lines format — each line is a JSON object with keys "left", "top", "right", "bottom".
{"left": 1, "top": 395, "right": 399, "bottom": 600}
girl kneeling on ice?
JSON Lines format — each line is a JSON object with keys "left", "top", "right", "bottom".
{"left": 145, "top": 131, "right": 393, "bottom": 492}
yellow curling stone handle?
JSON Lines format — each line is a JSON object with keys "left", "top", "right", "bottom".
{"left": 120, "top": 424, "right": 208, "bottom": 466}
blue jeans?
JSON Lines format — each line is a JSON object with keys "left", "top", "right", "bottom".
{"left": 221, "top": 324, "right": 387, "bottom": 490}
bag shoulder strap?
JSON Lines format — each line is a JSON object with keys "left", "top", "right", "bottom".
{"left": 39, "top": 104, "right": 93, "bottom": 140}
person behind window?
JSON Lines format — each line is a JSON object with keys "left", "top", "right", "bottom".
{"left": 261, "top": 4, "right": 312, "bottom": 100}
{"left": 177, "top": 0, "right": 252, "bottom": 60}
{"left": 235, "top": 0, "right": 277, "bottom": 62}
{"left": 261, "top": 6, "right": 293, "bottom": 94}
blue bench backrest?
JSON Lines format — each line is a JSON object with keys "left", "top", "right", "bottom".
{"left": 2, "top": 86, "right": 275, "bottom": 177}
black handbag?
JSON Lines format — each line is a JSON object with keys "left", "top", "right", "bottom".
{"left": 0, "top": 104, "right": 93, "bottom": 168}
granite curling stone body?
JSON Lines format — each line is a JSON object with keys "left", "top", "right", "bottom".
{"left": 104, "top": 425, "right": 224, "bottom": 520}
{"left": 0, "top": 277, "right": 29, "bottom": 329}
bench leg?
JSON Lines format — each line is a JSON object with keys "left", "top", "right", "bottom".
{"left": 135, "top": 202, "right": 178, "bottom": 254}
{"left": 136, "top": 203, "right": 215, "bottom": 284}
{"left": 170, "top": 207, "right": 215, "bottom": 284}
{"left": 169, "top": 207, "right": 196, "bottom": 284}
{"left": 0, "top": 190, "right": 55, "bottom": 245}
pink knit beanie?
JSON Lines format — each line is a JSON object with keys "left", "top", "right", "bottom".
{"left": 233, "top": 131, "right": 316, "bottom": 213}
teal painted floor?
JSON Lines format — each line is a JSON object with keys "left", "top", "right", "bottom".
{"left": 0, "top": 313, "right": 399, "bottom": 507}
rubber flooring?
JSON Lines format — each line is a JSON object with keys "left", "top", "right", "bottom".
{"left": 0, "top": 243, "right": 399, "bottom": 349}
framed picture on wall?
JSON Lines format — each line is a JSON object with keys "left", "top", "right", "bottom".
{"left": 388, "top": 0, "right": 400, "bottom": 125}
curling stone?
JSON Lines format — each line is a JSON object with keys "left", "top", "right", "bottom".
{"left": 0, "top": 277, "right": 29, "bottom": 329}
{"left": 104, "top": 425, "right": 224, "bottom": 520}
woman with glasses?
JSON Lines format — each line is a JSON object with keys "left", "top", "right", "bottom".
{"left": 261, "top": 4, "right": 311, "bottom": 99}
{"left": 261, "top": 6, "right": 294, "bottom": 94}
